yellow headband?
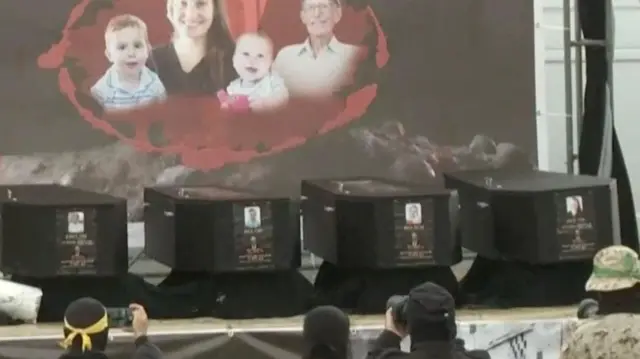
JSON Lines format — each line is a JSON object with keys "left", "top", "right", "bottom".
{"left": 60, "top": 313, "right": 108, "bottom": 352}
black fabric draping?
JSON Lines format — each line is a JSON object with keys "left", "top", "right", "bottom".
{"left": 578, "top": 0, "right": 638, "bottom": 251}
{"left": 312, "top": 261, "right": 460, "bottom": 313}
{"left": 13, "top": 271, "right": 314, "bottom": 322}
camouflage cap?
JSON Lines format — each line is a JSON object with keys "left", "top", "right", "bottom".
{"left": 585, "top": 245, "right": 640, "bottom": 292}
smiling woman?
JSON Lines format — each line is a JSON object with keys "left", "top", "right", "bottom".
{"left": 148, "top": 0, "right": 236, "bottom": 95}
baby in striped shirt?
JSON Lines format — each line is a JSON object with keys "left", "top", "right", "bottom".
{"left": 91, "top": 14, "right": 166, "bottom": 112}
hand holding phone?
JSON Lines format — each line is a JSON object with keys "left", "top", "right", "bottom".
{"left": 106, "top": 307, "right": 133, "bottom": 328}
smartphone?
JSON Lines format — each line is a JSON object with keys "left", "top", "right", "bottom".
{"left": 106, "top": 307, "right": 133, "bottom": 328}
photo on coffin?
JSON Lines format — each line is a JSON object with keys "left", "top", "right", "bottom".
{"left": 405, "top": 203, "right": 422, "bottom": 225}
{"left": 408, "top": 232, "right": 424, "bottom": 251}
{"left": 555, "top": 192, "right": 597, "bottom": 260}
{"left": 233, "top": 203, "right": 274, "bottom": 270}
{"left": 237, "top": 234, "right": 274, "bottom": 268}
{"left": 393, "top": 200, "right": 434, "bottom": 265}
{"left": 57, "top": 209, "right": 98, "bottom": 274}
{"left": 67, "top": 211, "right": 85, "bottom": 234}
{"left": 70, "top": 245, "right": 87, "bottom": 267}
{"left": 60, "top": 243, "right": 97, "bottom": 273}
{"left": 244, "top": 206, "right": 262, "bottom": 229}
{"left": 565, "top": 195, "right": 584, "bottom": 218}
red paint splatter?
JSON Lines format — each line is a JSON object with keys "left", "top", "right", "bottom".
{"left": 38, "top": 0, "right": 389, "bottom": 170}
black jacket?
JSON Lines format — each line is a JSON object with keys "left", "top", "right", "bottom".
{"left": 366, "top": 330, "right": 490, "bottom": 359}
{"left": 59, "top": 335, "right": 162, "bottom": 359}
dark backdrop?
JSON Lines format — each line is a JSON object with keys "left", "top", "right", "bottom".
{"left": 0, "top": 0, "right": 537, "bottom": 212}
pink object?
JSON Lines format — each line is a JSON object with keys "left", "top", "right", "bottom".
{"left": 230, "top": 95, "right": 250, "bottom": 111}
{"left": 217, "top": 90, "right": 229, "bottom": 102}
{"left": 218, "top": 90, "right": 250, "bottom": 113}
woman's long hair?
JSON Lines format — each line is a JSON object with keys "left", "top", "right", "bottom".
{"left": 205, "top": 0, "right": 236, "bottom": 86}
{"left": 167, "top": 0, "right": 236, "bottom": 87}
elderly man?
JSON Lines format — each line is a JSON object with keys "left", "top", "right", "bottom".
{"left": 273, "top": 0, "right": 359, "bottom": 97}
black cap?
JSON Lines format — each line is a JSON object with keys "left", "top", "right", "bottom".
{"left": 62, "top": 297, "right": 109, "bottom": 352}
{"left": 407, "top": 282, "right": 454, "bottom": 319}
{"left": 406, "top": 282, "right": 456, "bottom": 342}
{"left": 303, "top": 306, "right": 350, "bottom": 358}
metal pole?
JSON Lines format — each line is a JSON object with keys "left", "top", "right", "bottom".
{"left": 563, "top": 0, "right": 575, "bottom": 173}
{"left": 605, "top": 0, "right": 614, "bottom": 116}
{"left": 573, "top": 0, "right": 584, "bottom": 149}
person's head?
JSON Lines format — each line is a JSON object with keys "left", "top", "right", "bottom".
{"left": 104, "top": 15, "right": 150, "bottom": 77}
{"left": 69, "top": 212, "right": 81, "bottom": 224}
{"left": 405, "top": 282, "right": 456, "bottom": 343}
{"left": 167, "top": 0, "right": 215, "bottom": 39}
{"left": 233, "top": 32, "right": 274, "bottom": 82}
{"left": 585, "top": 245, "right": 640, "bottom": 313}
{"left": 409, "top": 205, "right": 418, "bottom": 217}
{"left": 74, "top": 246, "right": 81, "bottom": 255}
{"left": 411, "top": 232, "right": 418, "bottom": 245}
{"left": 60, "top": 297, "right": 109, "bottom": 353}
{"left": 567, "top": 197, "right": 581, "bottom": 214}
{"left": 303, "top": 306, "right": 351, "bottom": 359}
{"left": 166, "top": 0, "right": 235, "bottom": 82}
{"left": 300, "top": 0, "right": 343, "bottom": 38}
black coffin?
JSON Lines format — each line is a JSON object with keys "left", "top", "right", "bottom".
{"left": 302, "top": 177, "right": 461, "bottom": 269}
{"left": 0, "top": 185, "right": 127, "bottom": 277}
{"left": 144, "top": 185, "right": 300, "bottom": 273}
{"left": 444, "top": 169, "right": 619, "bottom": 263}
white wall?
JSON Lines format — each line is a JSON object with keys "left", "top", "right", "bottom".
{"left": 539, "top": 0, "right": 640, "bottom": 207}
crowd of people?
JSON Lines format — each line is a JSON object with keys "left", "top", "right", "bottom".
{"left": 57, "top": 282, "right": 488, "bottom": 359}
{"left": 56, "top": 244, "right": 640, "bottom": 359}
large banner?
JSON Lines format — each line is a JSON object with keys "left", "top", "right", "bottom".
{"left": 0, "top": 0, "right": 537, "bottom": 220}
{"left": 0, "top": 319, "right": 570, "bottom": 359}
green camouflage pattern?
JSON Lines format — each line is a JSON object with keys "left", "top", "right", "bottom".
{"left": 585, "top": 245, "right": 640, "bottom": 292}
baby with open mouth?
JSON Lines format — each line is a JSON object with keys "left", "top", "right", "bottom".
{"left": 218, "top": 32, "right": 289, "bottom": 113}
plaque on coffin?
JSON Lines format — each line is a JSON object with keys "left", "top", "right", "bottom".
{"left": 144, "top": 185, "right": 300, "bottom": 273}
{"left": 301, "top": 177, "right": 461, "bottom": 268}
{"left": 0, "top": 185, "right": 128, "bottom": 277}
{"left": 444, "top": 170, "right": 620, "bottom": 263}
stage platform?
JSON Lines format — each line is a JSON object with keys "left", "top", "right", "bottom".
{"left": 0, "top": 306, "right": 576, "bottom": 359}
{"left": 0, "top": 305, "right": 575, "bottom": 340}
